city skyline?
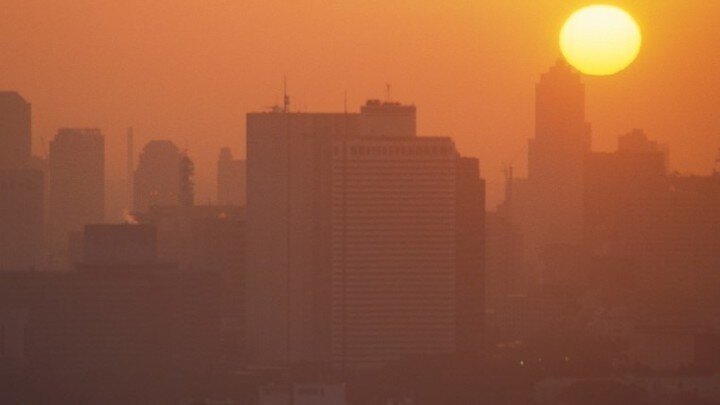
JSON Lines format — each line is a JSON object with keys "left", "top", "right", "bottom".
{"left": 2, "top": 2, "right": 720, "bottom": 404}
{"left": 1, "top": 1, "right": 719, "bottom": 209}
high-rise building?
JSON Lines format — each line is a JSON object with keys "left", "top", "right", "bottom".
{"left": 505, "top": 61, "right": 591, "bottom": 287}
{"left": 48, "top": 128, "right": 105, "bottom": 267}
{"left": 246, "top": 101, "right": 484, "bottom": 368}
{"left": 455, "top": 157, "right": 486, "bottom": 354}
{"left": 0, "top": 92, "right": 42, "bottom": 271}
{"left": 330, "top": 137, "right": 484, "bottom": 368}
{"left": 584, "top": 129, "right": 668, "bottom": 258}
{"left": 527, "top": 60, "right": 591, "bottom": 246}
{"left": 0, "top": 92, "right": 31, "bottom": 169}
{"left": 133, "top": 140, "right": 194, "bottom": 212}
{"left": 246, "top": 110, "right": 360, "bottom": 366}
{"left": 217, "top": 147, "right": 246, "bottom": 206}
{"left": 0, "top": 169, "right": 44, "bottom": 270}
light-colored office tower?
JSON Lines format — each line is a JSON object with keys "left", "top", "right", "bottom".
{"left": 330, "top": 137, "right": 459, "bottom": 369}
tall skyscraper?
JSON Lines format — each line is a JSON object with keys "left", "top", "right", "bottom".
{"left": 0, "top": 92, "right": 43, "bottom": 271}
{"left": 0, "top": 92, "right": 31, "bottom": 169}
{"left": 246, "top": 110, "right": 361, "bottom": 366}
{"left": 330, "top": 137, "right": 485, "bottom": 368}
{"left": 527, "top": 60, "right": 591, "bottom": 246}
{"left": 133, "top": 140, "right": 194, "bottom": 212}
{"left": 246, "top": 101, "right": 484, "bottom": 368}
{"left": 217, "top": 147, "right": 246, "bottom": 206}
{"left": 505, "top": 61, "right": 591, "bottom": 287}
{"left": 49, "top": 128, "right": 105, "bottom": 266}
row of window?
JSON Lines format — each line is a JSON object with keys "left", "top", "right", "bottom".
{"left": 334, "top": 144, "right": 452, "bottom": 157}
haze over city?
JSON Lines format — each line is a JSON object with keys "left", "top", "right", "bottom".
{"left": 1, "top": 1, "right": 720, "bottom": 404}
{"left": 2, "top": 1, "right": 719, "bottom": 209}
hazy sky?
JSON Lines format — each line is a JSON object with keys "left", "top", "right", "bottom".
{"left": 1, "top": 0, "right": 719, "bottom": 209}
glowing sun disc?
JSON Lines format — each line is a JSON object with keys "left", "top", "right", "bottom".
{"left": 560, "top": 5, "right": 642, "bottom": 76}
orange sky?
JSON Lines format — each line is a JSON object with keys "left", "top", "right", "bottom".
{"left": 1, "top": 0, "right": 719, "bottom": 211}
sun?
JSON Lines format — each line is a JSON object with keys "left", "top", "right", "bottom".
{"left": 560, "top": 5, "right": 642, "bottom": 76}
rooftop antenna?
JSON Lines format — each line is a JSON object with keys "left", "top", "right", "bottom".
{"left": 385, "top": 83, "right": 392, "bottom": 102}
{"left": 283, "top": 76, "right": 290, "bottom": 113}
{"left": 714, "top": 148, "right": 720, "bottom": 175}
{"left": 343, "top": 90, "right": 348, "bottom": 114}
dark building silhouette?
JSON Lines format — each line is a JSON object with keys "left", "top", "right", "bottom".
{"left": 246, "top": 101, "right": 485, "bottom": 368}
{"left": 0, "top": 92, "right": 31, "bottom": 169}
{"left": 0, "top": 92, "right": 43, "bottom": 272}
{"left": 139, "top": 205, "right": 246, "bottom": 362}
{"left": 217, "top": 147, "right": 246, "bottom": 206}
{"left": 455, "top": 157, "right": 486, "bottom": 354}
{"left": 48, "top": 129, "right": 105, "bottom": 268}
{"left": 0, "top": 224, "right": 224, "bottom": 402}
{"left": 133, "top": 140, "right": 194, "bottom": 212}
{"left": 584, "top": 129, "right": 668, "bottom": 259}
{"left": 504, "top": 61, "right": 591, "bottom": 290}
{"left": 81, "top": 224, "right": 158, "bottom": 267}
{"left": 0, "top": 169, "right": 44, "bottom": 271}
{"left": 492, "top": 62, "right": 595, "bottom": 348}
{"left": 527, "top": 60, "right": 590, "bottom": 246}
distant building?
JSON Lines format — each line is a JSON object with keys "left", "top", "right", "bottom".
{"left": 140, "top": 205, "right": 246, "bottom": 362}
{"left": 528, "top": 60, "right": 590, "bottom": 244}
{"left": 133, "top": 140, "right": 194, "bottom": 213}
{"left": 0, "top": 92, "right": 31, "bottom": 169}
{"left": 80, "top": 224, "right": 159, "bottom": 268}
{"left": 217, "top": 147, "right": 246, "bottom": 206}
{"left": 0, "top": 223, "right": 224, "bottom": 385}
{"left": 48, "top": 128, "right": 105, "bottom": 267}
{"left": 584, "top": 129, "right": 668, "bottom": 258}
{"left": 359, "top": 99, "right": 416, "bottom": 138}
{"left": 0, "top": 169, "right": 44, "bottom": 271}
{"left": 504, "top": 61, "right": 591, "bottom": 289}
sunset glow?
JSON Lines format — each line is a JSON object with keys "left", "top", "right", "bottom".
{"left": 560, "top": 5, "right": 642, "bottom": 76}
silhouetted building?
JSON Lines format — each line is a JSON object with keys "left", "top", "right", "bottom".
{"left": 81, "top": 224, "right": 158, "bottom": 268}
{"left": 359, "top": 99, "right": 416, "bottom": 138}
{"left": 48, "top": 128, "right": 105, "bottom": 267}
{"left": 455, "top": 157, "right": 486, "bottom": 354}
{"left": 246, "top": 101, "right": 484, "bottom": 369}
{"left": 0, "top": 169, "right": 44, "bottom": 270}
{"left": 246, "top": 108, "right": 364, "bottom": 366}
{"left": 505, "top": 61, "right": 591, "bottom": 287}
{"left": 217, "top": 147, "right": 246, "bottom": 206}
{"left": 584, "top": 129, "right": 668, "bottom": 258}
{"left": 140, "top": 205, "right": 246, "bottom": 362}
{"left": 133, "top": 140, "right": 194, "bottom": 212}
{"left": 528, "top": 60, "right": 590, "bottom": 244}
{"left": 0, "top": 92, "right": 31, "bottom": 169}
{"left": 0, "top": 223, "right": 224, "bottom": 400}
